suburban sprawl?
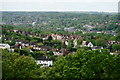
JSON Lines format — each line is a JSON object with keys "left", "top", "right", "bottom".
{"left": 0, "top": 11, "right": 120, "bottom": 79}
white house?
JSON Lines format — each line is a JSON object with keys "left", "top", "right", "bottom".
{"left": 91, "top": 46, "right": 103, "bottom": 50}
{"left": 13, "top": 29, "right": 18, "bottom": 32}
{"left": 32, "top": 22, "right": 36, "bottom": 26}
{"left": 36, "top": 56, "right": 53, "bottom": 67}
{"left": 65, "top": 41, "right": 68, "bottom": 46}
{"left": 81, "top": 41, "right": 94, "bottom": 47}
{"left": 73, "top": 39, "right": 77, "bottom": 47}
{"left": 0, "top": 35, "right": 2, "bottom": 39}
{"left": 64, "top": 27, "right": 76, "bottom": 32}
{"left": 0, "top": 43, "right": 10, "bottom": 49}
{"left": 110, "top": 52, "right": 120, "bottom": 55}
{"left": 52, "top": 49, "right": 63, "bottom": 55}
{"left": 51, "top": 34, "right": 62, "bottom": 40}
{"left": 87, "top": 42, "right": 94, "bottom": 47}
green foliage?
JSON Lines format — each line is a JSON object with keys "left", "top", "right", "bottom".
{"left": 2, "top": 12, "right": 118, "bottom": 32}
{"left": 79, "top": 46, "right": 92, "bottom": 50}
{"left": 5, "top": 40, "right": 16, "bottom": 46}
{"left": 95, "top": 38, "right": 106, "bottom": 47}
{"left": 1, "top": 12, "right": 119, "bottom": 79}
{"left": 13, "top": 56, "right": 37, "bottom": 78}
{"left": 44, "top": 40, "right": 62, "bottom": 49}
{"left": 111, "top": 44, "right": 120, "bottom": 52}
{"left": 116, "top": 32, "right": 120, "bottom": 41}
{"left": 2, "top": 48, "right": 120, "bottom": 79}
{"left": 47, "top": 49, "right": 120, "bottom": 79}
{"left": 48, "top": 36, "right": 52, "bottom": 41}
{"left": 2, "top": 49, "right": 42, "bottom": 79}
{"left": 37, "top": 43, "right": 44, "bottom": 46}
{"left": 47, "top": 51, "right": 54, "bottom": 56}
{"left": 101, "top": 49, "right": 110, "bottom": 54}
{"left": 20, "top": 48, "right": 31, "bottom": 56}
{"left": 62, "top": 42, "right": 67, "bottom": 48}
{"left": 116, "top": 26, "right": 120, "bottom": 33}
{"left": 67, "top": 40, "right": 74, "bottom": 51}
{"left": 77, "top": 39, "right": 82, "bottom": 46}
{"left": 31, "top": 51, "right": 44, "bottom": 59}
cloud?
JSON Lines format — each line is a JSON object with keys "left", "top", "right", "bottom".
{"left": 2, "top": 0, "right": 119, "bottom": 2}
{"left": 1, "top": 1, "right": 118, "bottom": 12}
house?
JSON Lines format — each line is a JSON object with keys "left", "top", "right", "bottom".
{"left": 61, "top": 49, "right": 70, "bottom": 56}
{"left": 91, "top": 46, "right": 103, "bottom": 50}
{"left": 51, "top": 34, "right": 62, "bottom": 40}
{"left": 11, "top": 44, "right": 22, "bottom": 49}
{"left": 81, "top": 41, "right": 94, "bottom": 47}
{"left": 13, "top": 29, "right": 18, "bottom": 32}
{"left": 42, "top": 35, "right": 49, "bottom": 40}
{"left": 83, "top": 25, "right": 94, "bottom": 30}
{"left": 32, "top": 46, "right": 51, "bottom": 52}
{"left": 32, "top": 22, "right": 36, "bottom": 26}
{"left": 0, "top": 43, "right": 10, "bottom": 49}
{"left": 40, "top": 46, "right": 51, "bottom": 52}
{"left": 73, "top": 39, "right": 78, "bottom": 47}
{"left": 65, "top": 40, "right": 69, "bottom": 46}
{"left": 106, "top": 40, "right": 119, "bottom": 48}
{"left": 110, "top": 52, "right": 120, "bottom": 55}
{"left": 0, "top": 36, "right": 1, "bottom": 40}
{"left": 36, "top": 56, "right": 53, "bottom": 67}
{"left": 64, "top": 27, "right": 76, "bottom": 32}
{"left": 52, "top": 48, "right": 63, "bottom": 55}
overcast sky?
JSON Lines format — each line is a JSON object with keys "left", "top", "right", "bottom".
{"left": 1, "top": 0, "right": 120, "bottom": 12}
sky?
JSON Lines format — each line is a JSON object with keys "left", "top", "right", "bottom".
{"left": 1, "top": 0, "right": 120, "bottom": 12}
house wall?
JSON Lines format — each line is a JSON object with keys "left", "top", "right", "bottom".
{"left": 36, "top": 60, "right": 53, "bottom": 67}
{"left": 0, "top": 44, "right": 10, "bottom": 49}
{"left": 87, "top": 42, "right": 94, "bottom": 47}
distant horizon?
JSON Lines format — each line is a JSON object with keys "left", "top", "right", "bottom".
{"left": 1, "top": 10, "right": 118, "bottom": 13}
{"left": 1, "top": 0, "right": 119, "bottom": 12}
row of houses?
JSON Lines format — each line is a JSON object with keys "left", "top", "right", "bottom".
{"left": 4, "top": 29, "right": 120, "bottom": 52}
{"left": 1, "top": 39, "right": 119, "bottom": 67}
{"left": 43, "top": 33, "right": 82, "bottom": 48}
{"left": 15, "top": 42, "right": 71, "bottom": 56}
{"left": 0, "top": 43, "right": 53, "bottom": 67}
{"left": 11, "top": 29, "right": 41, "bottom": 38}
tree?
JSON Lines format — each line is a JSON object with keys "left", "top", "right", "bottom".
{"left": 111, "top": 44, "right": 120, "bottom": 52}
{"left": 47, "top": 51, "right": 54, "bottom": 56}
{"left": 20, "top": 48, "right": 31, "bottom": 56}
{"left": 77, "top": 39, "right": 82, "bottom": 47}
{"left": 46, "top": 49, "right": 120, "bottom": 79}
{"left": 48, "top": 36, "right": 52, "bottom": 41}
{"left": 2, "top": 50, "right": 20, "bottom": 78}
{"left": 13, "top": 56, "right": 38, "bottom": 78}
{"left": 37, "top": 43, "right": 44, "bottom": 46}
{"left": 116, "top": 32, "right": 120, "bottom": 41}
{"left": 31, "top": 51, "right": 44, "bottom": 59}
{"left": 101, "top": 49, "right": 110, "bottom": 54}
{"left": 95, "top": 38, "right": 106, "bottom": 47}
{"left": 2, "top": 49, "right": 42, "bottom": 79}
{"left": 67, "top": 40, "right": 74, "bottom": 51}
{"left": 8, "top": 40, "right": 16, "bottom": 46}
{"left": 50, "top": 40, "right": 62, "bottom": 49}
{"left": 62, "top": 41, "right": 67, "bottom": 48}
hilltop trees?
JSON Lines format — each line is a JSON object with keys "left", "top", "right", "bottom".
{"left": 2, "top": 48, "right": 120, "bottom": 79}
{"left": 116, "top": 32, "right": 120, "bottom": 41}
{"left": 95, "top": 38, "right": 106, "bottom": 47}
{"left": 46, "top": 49, "right": 120, "bottom": 79}
{"left": 111, "top": 44, "right": 120, "bottom": 52}
{"left": 2, "top": 49, "right": 41, "bottom": 79}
